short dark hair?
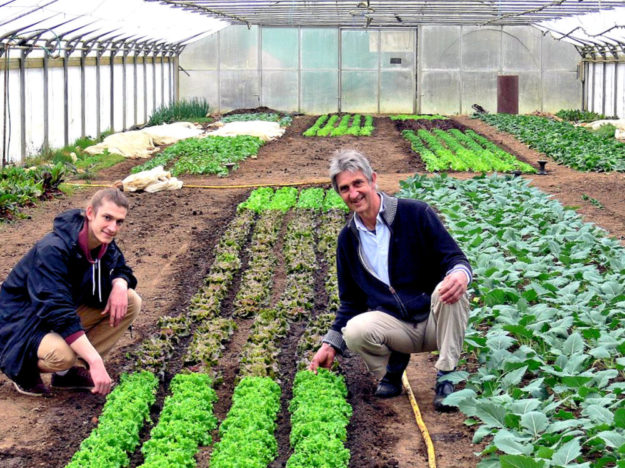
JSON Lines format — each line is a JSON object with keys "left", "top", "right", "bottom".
{"left": 329, "top": 149, "right": 375, "bottom": 192}
{"left": 88, "top": 188, "right": 129, "bottom": 213}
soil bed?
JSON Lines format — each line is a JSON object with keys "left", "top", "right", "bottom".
{"left": 0, "top": 111, "right": 624, "bottom": 467}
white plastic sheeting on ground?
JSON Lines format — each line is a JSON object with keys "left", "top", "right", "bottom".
{"left": 205, "top": 121, "right": 285, "bottom": 142}
{"left": 85, "top": 123, "right": 205, "bottom": 158}
{"left": 121, "top": 166, "right": 183, "bottom": 193}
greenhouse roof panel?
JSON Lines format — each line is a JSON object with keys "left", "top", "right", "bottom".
{"left": 148, "top": 0, "right": 625, "bottom": 28}
{"left": 537, "top": 6, "right": 625, "bottom": 50}
{"left": 0, "top": 0, "right": 229, "bottom": 49}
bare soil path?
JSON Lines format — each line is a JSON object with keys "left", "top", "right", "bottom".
{"left": 1, "top": 113, "right": 623, "bottom": 467}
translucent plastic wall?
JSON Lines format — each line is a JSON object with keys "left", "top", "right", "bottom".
{"left": 180, "top": 26, "right": 416, "bottom": 114}
{"left": 0, "top": 55, "right": 176, "bottom": 165}
{"left": 584, "top": 61, "right": 625, "bottom": 118}
{"left": 419, "top": 25, "right": 581, "bottom": 114}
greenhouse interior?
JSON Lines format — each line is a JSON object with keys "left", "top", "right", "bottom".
{"left": 0, "top": 1, "right": 625, "bottom": 467}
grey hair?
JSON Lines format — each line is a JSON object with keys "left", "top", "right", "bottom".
{"left": 329, "top": 149, "right": 375, "bottom": 192}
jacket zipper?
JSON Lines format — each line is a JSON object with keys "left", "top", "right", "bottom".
{"left": 389, "top": 285, "right": 409, "bottom": 317}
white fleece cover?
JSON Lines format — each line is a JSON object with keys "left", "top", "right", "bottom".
{"left": 205, "top": 120, "right": 285, "bottom": 142}
{"left": 141, "top": 122, "right": 204, "bottom": 146}
{"left": 84, "top": 122, "right": 204, "bottom": 158}
{"left": 84, "top": 130, "right": 158, "bottom": 159}
{"left": 121, "top": 165, "right": 183, "bottom": 192}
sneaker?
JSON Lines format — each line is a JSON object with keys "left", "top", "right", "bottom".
{"left": 12, "top": 374, "right": 50, "bottom": 397}
{"left": 434, "top": 378, "right": 456, "bottom": 412}
{"left": 51, "top": 366, "right": 94, "bottom": 391}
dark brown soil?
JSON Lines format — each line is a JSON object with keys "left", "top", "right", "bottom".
{"left": 0, "top": 111, "right": 623, "bottom": 468}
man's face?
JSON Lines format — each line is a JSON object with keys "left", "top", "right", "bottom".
{"left": 86, "top": 199, "right": 127, "bottom": 247}
{"left": 335, "top": 170, "right": 378, "bottom": 215}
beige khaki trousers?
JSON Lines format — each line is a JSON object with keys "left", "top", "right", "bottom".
{"left": 36, "top": 289, "right": 141, "bottom": 372}
{"left": 342, "top": 282, "right": 469, "bottom": 379}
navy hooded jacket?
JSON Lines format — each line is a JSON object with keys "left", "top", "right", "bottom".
{"left": 0, "top": 209, "right": 137, "bottom": 387}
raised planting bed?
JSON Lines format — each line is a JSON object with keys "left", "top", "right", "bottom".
{"left": 399, "top": 174, "right": 625, "bottom": 466}
{"left": 303, "top": 114, "right": 374, "bottom": 137}
{"left": 130, "top": 135, "right": 265, "bottom": 177}
{"left": 393, "top": 116, "right": 534, "bottom": 173}
{"left": 476, "top": 113, "right": 625, "bottom": 172}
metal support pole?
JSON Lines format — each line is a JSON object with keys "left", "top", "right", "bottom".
{"left": 63, "top": 52, "right": 69, "bottom": 146}
{"left": 43, "top": 53, "right": 49, "bottom": 152}
{"left": 110, "top": 51, "right": 115, "bottom": 132}
{"left": 19, "top": 48, "right": 26, "bottom": 162}
{"left": 133, "top": 52, "right": 138, "bottom": 127}
{"left": 122, "top": 51, "right": 127, "bottom": 130}
{"left": 80, "top": 53, "right": 85, "bottom": 138}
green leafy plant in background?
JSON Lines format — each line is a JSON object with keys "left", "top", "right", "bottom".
{"left": 237, "top": 186, "right": 275, "bottom": 213}
{"left": 303, "top": 115, "right": 329, "bottom": 137}
{"left": 0, "top": 162, "right": 72, "bottom": 220}
{"left": 322, "top": 188, "right": 349, "bottom": 212}
{"left": 555, "top": 109, "right": 615, "bottom": 123}
{"left": 66, "top": 371, "right": 159, "bottom": 468}
{"left": 296, "top": 187, "right": 325, "bottom": 209}
{"left": 303, "top": 114, "right": 375, "bottom": 137}
{"left": 591, "top": 123, "right": 617, "bottom": 139}
{"left": 398, "top": 174, "right": 625, "bottom": 466}
{"left": 147, "top": 97, "right": 211, "bottom": 126}
{"left": 316, "top": 115, "right": 340, "bottom": 137}
{"left": 131, "top": 135, "right": 264, "bottom": 177}
{"left": 476, "top": 113, "right": 625, "bottom": 172}
{"left": 358, "top": 115, "right": 375, "bottom": 136}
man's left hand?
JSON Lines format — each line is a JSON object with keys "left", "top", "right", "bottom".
{"left": 437, "top": 270, "right": 468, "bottom": 305}
{"left": 103, "top": 278, "right": 128, "bottom": 327}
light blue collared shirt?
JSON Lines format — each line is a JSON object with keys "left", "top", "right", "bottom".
{"left": 354, "top": 194, "right": 472, "bottom": 286}
{"left": 354, "top": 195, "right": 391, "bottom": 285}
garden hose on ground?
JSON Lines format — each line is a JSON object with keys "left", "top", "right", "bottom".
{"left": 64, "top": 179, "right": 330, "bottom": 190}
{"left": 402, "top": 372, "right": 437, "bottom": 468}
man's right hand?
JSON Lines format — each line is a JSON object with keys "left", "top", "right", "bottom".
{"left": 88, "top": 359, "right": 112, "bottom": 395}
{"left": 308, "top": 343, "right": 337, "bottom": 373}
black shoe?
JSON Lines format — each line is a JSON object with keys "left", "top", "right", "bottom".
{"left": 375, "top": 375, "right": 402, "bottom": 398}
{"left": 374, "top": 351, "right": 410, "bottom": 398}
{"left": 434, "top": 378, "right": 457, "bottom": 412}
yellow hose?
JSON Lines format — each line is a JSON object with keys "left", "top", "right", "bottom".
{"left": 402, "top": 372, "right": 436, "bottom": 468}
{"left": 64, "top": 179, "right": 330, "bottom": 190}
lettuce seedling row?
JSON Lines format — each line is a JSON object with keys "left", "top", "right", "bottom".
{"left": 69, "top": 187, "right": 351, "bottom": 468}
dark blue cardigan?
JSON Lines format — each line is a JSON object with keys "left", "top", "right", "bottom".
{"left": 324, "top": 193, "right": 471, "bottom": 352}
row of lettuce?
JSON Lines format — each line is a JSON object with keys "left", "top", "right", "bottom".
{"left": 67, "top": 186, "right": 352, "bottom": 468}
{"left": 399, "top": 174, "right": 625, "bottom": 467}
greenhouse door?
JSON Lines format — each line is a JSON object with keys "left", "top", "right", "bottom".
{"left": 340, "top": 29, "right": 416, "bottom": 114}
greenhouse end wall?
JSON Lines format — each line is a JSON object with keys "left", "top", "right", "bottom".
{"left": 179, "top": 24, "right": 582, "bottom": 115}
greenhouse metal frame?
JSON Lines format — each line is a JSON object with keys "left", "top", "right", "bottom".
{"left": 0, "top": 0, "right": 624, "bottom": 164}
